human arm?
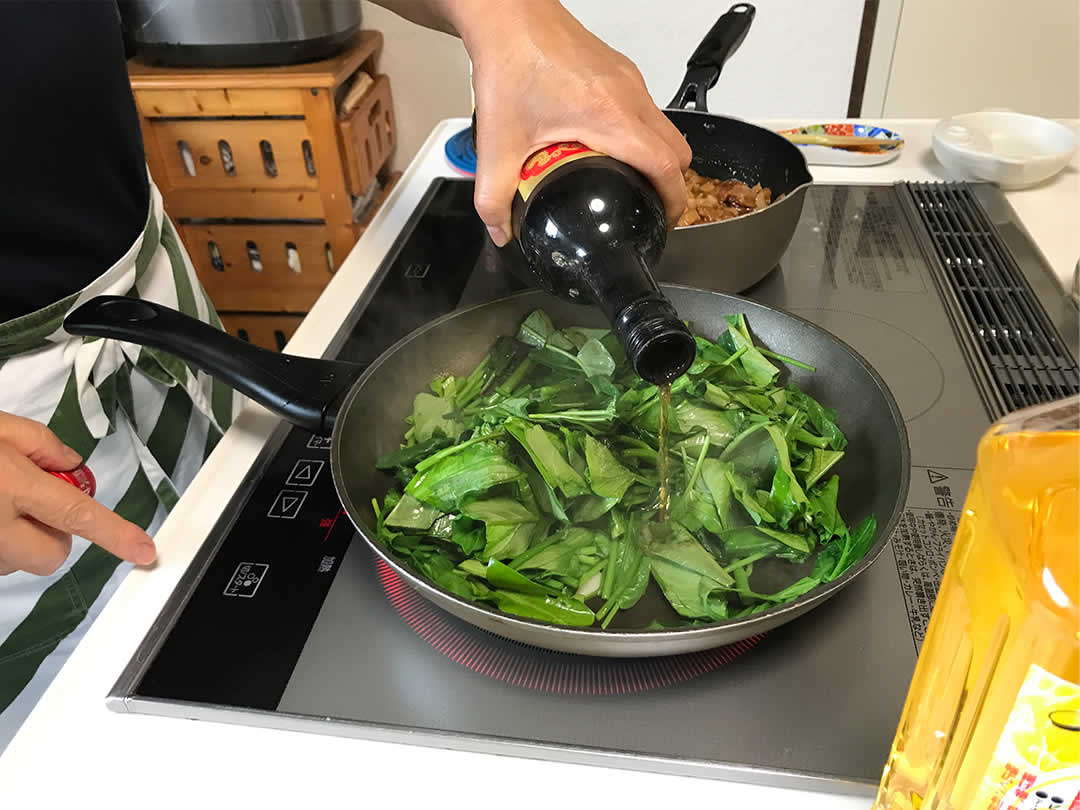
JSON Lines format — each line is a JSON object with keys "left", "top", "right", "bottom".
{"left": 368, "top": 0, "right": 691, "bottom": 244}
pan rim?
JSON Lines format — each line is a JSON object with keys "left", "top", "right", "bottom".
{"left": 331, "top": 285, "right": 910, "bottom": 649}
{"left": 664, "top": 108, "right": 815, "bottom": 231}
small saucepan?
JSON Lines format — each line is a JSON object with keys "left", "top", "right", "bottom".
{"left": 657, "top": 3, "right": 813, "bottom": 291}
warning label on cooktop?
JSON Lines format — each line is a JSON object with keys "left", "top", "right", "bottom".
{"left": 891, "top": 465, "right": 974, "bottom": 650}
{"left": 892, "top": 509, "right": 959, "bottom": 650}
{"left": 907, "top": 465, "right": 974, "bottom": 511}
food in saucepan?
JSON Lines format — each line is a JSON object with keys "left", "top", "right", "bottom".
{"left": 676, "top": 168, "right": 775, "bottom": 227}
{"left": 372, "top": 310, "right": 876, "bottom": 629}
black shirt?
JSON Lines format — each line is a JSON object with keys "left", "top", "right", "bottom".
{"left": 0, "top": 1, "right": 149, "bottom": 322}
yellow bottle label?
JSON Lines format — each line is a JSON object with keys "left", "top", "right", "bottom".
{"left": 517, "top": 142, "right": 601, "bottom": 200}
{"left": 974, "top": 664, "right": 1080, "bottom": 809}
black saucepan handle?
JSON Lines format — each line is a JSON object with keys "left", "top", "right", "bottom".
{"left": 668, "top": 3, "right": 756, "bottom": 112}
{"left": 63, "top": 296, "right": 362, "bottom": 436}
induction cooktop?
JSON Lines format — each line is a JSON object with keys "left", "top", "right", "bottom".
{"left": 107, "top": 177, "right": 1079, "bottom": 796}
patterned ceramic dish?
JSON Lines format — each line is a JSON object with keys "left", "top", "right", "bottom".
{"left": 777, "top": 123, "right": 904, "bottom": 166}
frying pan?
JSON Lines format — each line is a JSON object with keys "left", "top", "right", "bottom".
{"left": 65, "top": 287, "right": 909, "bottom": 657}
{"left": 656, "top": 3, "right": 813, "bottom": 291}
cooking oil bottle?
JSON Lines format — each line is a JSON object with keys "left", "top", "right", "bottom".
{"left": 873, "top": 395, "right": 1079, "bottom": 809}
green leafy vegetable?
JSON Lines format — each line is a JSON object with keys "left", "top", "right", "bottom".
{"left": 516, "top": 527, "right": 599, "bottom": 580}
{"left": 405, "top": 441, "right": 522, "bottom": 511}
{"left": 517, "top": 309, "right": 573, "bottom": 351}
{"left": 583, "top": 435, "right": 636, "bottom": 499}
{"left": 384, "top": 493, "right": 443, "bottom": 530}
{"left": 577, "top": 338, "right": 617, "bottom": 379}
{"left": 571, "top": 495, "right": 619, "bottom": 523}
{"left": 596, "top": 523, "right": 650, "bottom": 628}
{"left": 375, "top": 434, "right": 453, "bottom": 471}
{"left": 407, "top": 392, "right": 463, "bottom": 444}
{"left": 801, "top": 448, "right": 845, "bottom": 488}
{"left": 827, "top": 514, "right": 878, "bottom": 580}
{"left": 527, "top": 466, "right": 569, "bottom": 522}
{"left": 487, "top": 590, "right": 595, "bottom": 626}
{"left": 672, "top": 401, "right": 742, "bottom": 450}
{"left": 787, "top": 385, "right": 847, "bottom": 450}
{"left": 506, "top": 419, "right": 589, "bottom": 497}
{"left": 459, "top": 558, "right": 558, "bottom": 596}
{"left": 373, "top": 309, "right": 876, "bottom": 628}
{"left": 462, "top": 497, "right": 538, "bottom": 560}
{"left": 456, "top": 337, "right": 516, "bottom": 407}
{"left": 719, "top": 314, "right": 780, "bottom": 387}
{"left": 449, "top": 517, "right": 485, "bottom": 556}
{"left": 641, "top": 521, "right": 734, "bottom": 621}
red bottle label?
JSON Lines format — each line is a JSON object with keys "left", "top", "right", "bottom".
{"left": 518, "top": 142, "right": 602, "bottom": 199}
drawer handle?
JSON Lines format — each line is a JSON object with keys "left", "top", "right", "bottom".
{"left": 325, "top": 242, "right": 335, "bottom": 273}
{"left": 274, "top": 330, "right": 288, "bottom": 352}
{"left": 237, "top": 329, "right": 250, "bottom": 342}
{"left": 302, "top": 140, "right": 317, "bottom": 177}
{"left": 259, "top": 140, "right": 278, "bottom": 177}
{"left": 177, "top": 140, "right": 196, "bottom": 177}
{"left": 246, "top": 240, "right": 263, "bottom": 272}
{"left": 208, "top": 240, "right": 224, "bottom": 272}
{"left": 285, "top": 242, "right": 302, "bottom": 274}
{"left": 218, "top": 140, "right": 236, "bottom": 176}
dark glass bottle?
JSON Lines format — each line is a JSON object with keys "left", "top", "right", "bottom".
{"left": 472, "top": 121, "right": 695, "bottom": 385}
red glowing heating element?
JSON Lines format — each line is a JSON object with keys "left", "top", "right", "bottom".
{"left": 50, "top": 464, "right": 97, "bottom": 497}
{"left": 376, "top": 559, "right": 762, "bottom": 695}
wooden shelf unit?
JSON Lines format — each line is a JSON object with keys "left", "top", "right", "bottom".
{"left": 128, "top": 31, "right": 398, "bottom": 350}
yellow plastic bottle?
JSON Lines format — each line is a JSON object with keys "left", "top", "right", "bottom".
{"left": 873, "top": 395, "right": 1079, "bottom": 810}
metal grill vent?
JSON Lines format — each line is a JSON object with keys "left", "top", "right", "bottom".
{"left": 904, "top": 182, "right": 1079, "bottom": 418}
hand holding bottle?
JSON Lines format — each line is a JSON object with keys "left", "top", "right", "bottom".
{"left": 454, "top": 0, "right": 693, "bottom": 245}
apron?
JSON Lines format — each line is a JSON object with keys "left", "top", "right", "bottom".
{"left": 0, "top": 179, "right": 242, "bottom": 752}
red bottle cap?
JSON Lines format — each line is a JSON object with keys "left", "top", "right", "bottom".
{"left": 50, "top": 465, "right": 97, "bottom": 498}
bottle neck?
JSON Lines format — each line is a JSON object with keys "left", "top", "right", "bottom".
{"left": 583, "top": 247, "right": 695, "bottom": 385}
{"left": 581, "top": 244, "right": 660, "bottom": 323}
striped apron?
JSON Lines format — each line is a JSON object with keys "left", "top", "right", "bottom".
{"left": 0, "top": 179, "right": 241, "bottom": 752}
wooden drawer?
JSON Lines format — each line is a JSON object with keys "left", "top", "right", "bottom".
{"left": 145, "top": 117, "right": 320, "bottom": 190}
{"left": 182, "top": 223, "right": 339, "bottom": 312}
{"left": 219, "top": 313, "right": 305, "bottom": 352}
{"left": 163, "top": 188, "right": 327, "bottom": 221}
{"left": 339, "top": 74, "right": 395, "bottom": 195}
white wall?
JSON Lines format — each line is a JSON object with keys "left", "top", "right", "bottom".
{"left": 883, "top": 0, "right": 1079, "bottom": 118}
{"left": 368, "top": 0, "right": 866, "bottom": 171}
{"left": 368, "top": 0, "right": 1079, "bottom": 172}
{"left": 560, "top": 0, "right": 865, "bottom": 119}
{"left": 362, "top": 2, "right": 471, "bottom": 172}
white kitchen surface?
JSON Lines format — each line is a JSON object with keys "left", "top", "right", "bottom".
{"left": 0, "top": 118, "right": 1076, "bottom": 807}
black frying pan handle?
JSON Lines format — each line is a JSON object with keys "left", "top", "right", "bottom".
{"left": 63, "top": 296, "right": 361, "bottom": 436}
{"left": 668, "top": 3, "right": 756, "bottom": 112}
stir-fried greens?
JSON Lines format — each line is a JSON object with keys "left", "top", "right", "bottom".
{"left": 372, "top": 309, "right": 876, "bottom": 629}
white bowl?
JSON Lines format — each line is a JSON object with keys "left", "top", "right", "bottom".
{"left": 932, "top": 111, "right": 1077, "bottom": 189}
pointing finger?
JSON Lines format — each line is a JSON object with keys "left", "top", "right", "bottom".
{"left": 11, "top": 460, "right": 156, "bottom": 566}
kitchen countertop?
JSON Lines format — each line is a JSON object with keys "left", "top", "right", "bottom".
{"left": 768, "top": 118, "right": 1079, "bottom": 292}
{"left": 1, "top": 117, "right": 1076, "bottom": 807}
